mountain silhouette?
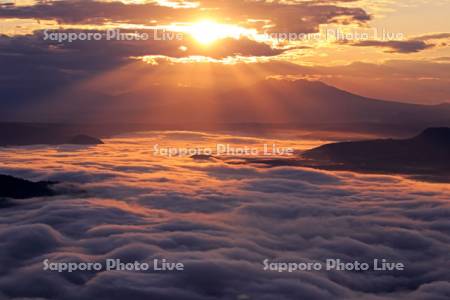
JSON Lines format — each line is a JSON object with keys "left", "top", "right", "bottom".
{"left": 7, "top": 80, "right": 450, "bottom": 132}
{"left": 217, "top": 80, "right": 450, "bottom": 124}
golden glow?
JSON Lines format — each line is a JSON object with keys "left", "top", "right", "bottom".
{"left": 136, "top": 55, "right": 270, "bottom": 65}
{"left": 185, "top": 20, "right": 252, "bottom": 45}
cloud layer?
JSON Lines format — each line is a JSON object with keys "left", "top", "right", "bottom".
{"left": 0, "top": 131, "right": 449, "bottom": 300}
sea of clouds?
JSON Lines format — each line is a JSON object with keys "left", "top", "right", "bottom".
{"left": 0, "top": 131, "right": 449, "bottom": 300}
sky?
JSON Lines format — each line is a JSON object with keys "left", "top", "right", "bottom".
{"left": 0, "top": 0, "right": 449, "bottom": 110}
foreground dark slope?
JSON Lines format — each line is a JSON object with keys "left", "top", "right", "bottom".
{"left": 0, "top": 174, "right": 56, "bottom": 199}
{"left": 303, "top": 127, "right": 450, "bottom": 178}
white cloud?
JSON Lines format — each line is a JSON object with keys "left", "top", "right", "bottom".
{"left": 0, "top": 131, "right": 449, "bottom": 299}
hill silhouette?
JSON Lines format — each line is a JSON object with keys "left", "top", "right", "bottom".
{"left": 0, "top": 123, "right": 104, "bottom": 146}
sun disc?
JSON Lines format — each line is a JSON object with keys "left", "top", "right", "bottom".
{"left": 188, "top": 20, "right": 248, "bottom": 45}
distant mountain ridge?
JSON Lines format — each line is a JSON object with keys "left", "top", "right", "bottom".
{"left": 4, "top": 80, "right": 450, "bottom": 130}
{"left": 216, "top": 80, "right": 450, "bottom": 124}
{"left": 1, "top": 80, "right": 449, "bottom": 140}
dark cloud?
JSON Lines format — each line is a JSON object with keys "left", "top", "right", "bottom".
{"left": 0, "top": 0, "right": 371, "bottom": 33}
{"left": 349, "top": 32, "right": 450, "bottom": 54}
{"left": 351, "top": 40, "right": 434, "bottom": 53}
{"left": 0, "top": 0, "right": 190, "bottom": 24}
{"left": 415, "top": 33, "right": 450, "bottom": 40}
{"left": 198, "top": 0, "right": 371, "bottom": 33}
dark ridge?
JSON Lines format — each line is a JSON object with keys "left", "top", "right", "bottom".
{"left": 0, "top": 174, "right": 57, "bottom": 199}
{"left": 66, "top": 135, "right": 104, "bottom": 145}
{"left": 302, "top": 127, "right": 450, "bottom": 177}
{"left": 0, "top": 123, "right": 104, "bottom": 146}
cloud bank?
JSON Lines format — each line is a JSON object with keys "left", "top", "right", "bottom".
{"left": 0, "top": 131, "right": 449, "bottom": 300}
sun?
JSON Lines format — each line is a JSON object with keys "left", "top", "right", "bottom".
{"left": 187, "top": 20, "right": 249, "bottom": 45}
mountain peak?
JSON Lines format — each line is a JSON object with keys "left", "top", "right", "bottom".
{"left": 264, "top": 78, "right": 331, "bottom": 89}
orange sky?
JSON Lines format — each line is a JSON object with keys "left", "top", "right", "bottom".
{"left": 0, "top": 0, "right": 449, "bottom": 104}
